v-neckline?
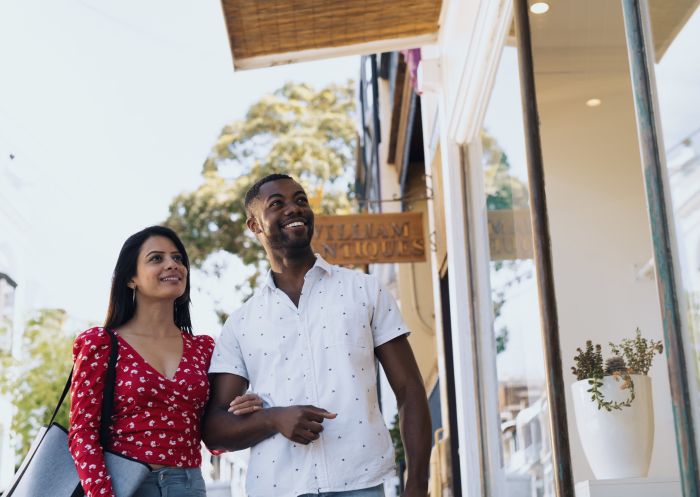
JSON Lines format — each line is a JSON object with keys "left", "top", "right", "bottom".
{"left": 115, "top": 332, "right": 185, "bottom": 381}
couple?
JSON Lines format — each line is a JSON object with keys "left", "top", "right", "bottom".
{"left": 69, "top": 174, "right": 431, "bottom": 497}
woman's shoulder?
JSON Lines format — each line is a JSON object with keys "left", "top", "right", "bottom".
{"left": 189, "top": 332, "right": 215, "bottom": 348}
{"left": 74, "top": 326, "right": 112, "bottom": 346}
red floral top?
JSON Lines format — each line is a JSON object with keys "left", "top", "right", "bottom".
{"left": 68, "top": 327, "right": 215, "bottom": 497}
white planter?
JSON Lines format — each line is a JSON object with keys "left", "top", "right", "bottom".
{"left": 571, "top": 374, "right": 654, "bottom": 479}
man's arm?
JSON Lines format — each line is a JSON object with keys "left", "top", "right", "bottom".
{"left": 202, "top": 373, "right": 278, "bottom": 451}
{"left": 202, "top": 373, "right": 337, "bottom": 451}
{"left": 375, "top": 335, "right": 431, "bottom": 497}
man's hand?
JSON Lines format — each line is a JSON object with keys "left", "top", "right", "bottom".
{"left": 268, "top": 405, "right": 337, "bottom": 444}
{"left": 228, "top": 392, "right": 264, "bottom": 415}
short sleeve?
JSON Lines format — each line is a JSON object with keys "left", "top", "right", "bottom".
{"left": 369, "top": 276, "right": 410, "bottom": 347}
{"left": 208, "top": 314, "right": 249, "bottom": 380}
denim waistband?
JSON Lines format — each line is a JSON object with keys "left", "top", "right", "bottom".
{"left": 145, "top": 466, "right": 202, "bottom": 485}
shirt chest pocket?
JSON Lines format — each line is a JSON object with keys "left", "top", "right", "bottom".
{"left": 319, "top": 302, "right": 373, "bottom": 349}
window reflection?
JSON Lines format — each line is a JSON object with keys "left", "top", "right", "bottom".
{"left": 480, "top": 46, "right": 554, "bottom": 497}
{"left": 652, "top": 3, "right": 700, "bottom": 452}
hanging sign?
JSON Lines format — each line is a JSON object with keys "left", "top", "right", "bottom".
{"left": 487, "top": 209, "right": 534, "bottom": 261}
{"left": 312, "top": 212, "right": 426, "bottom": 265}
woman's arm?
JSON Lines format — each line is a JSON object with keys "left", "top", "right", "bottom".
{"left": 68, "top": 328, "right": 115, "bottom": 497}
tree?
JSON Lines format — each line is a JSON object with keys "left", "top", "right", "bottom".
{"left": 164, "top": 81, "right": 358, "bottom": 299}
{"left": 0, "top": 309, "right": 74, "bottom": 461}
{"left": 481, "top": 130, "right": 533, "bottom": 354}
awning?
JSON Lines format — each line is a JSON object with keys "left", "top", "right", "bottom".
{"left": 221, "top": 0, "right": 443, "bottom": 70}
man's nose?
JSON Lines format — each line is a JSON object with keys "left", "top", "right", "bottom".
{"left": 283, "top": 200, "right": 303, "bottom": 216}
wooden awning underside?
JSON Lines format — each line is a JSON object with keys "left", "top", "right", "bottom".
{"left": 221, "top": 0, "right": 442, "bottom": 70}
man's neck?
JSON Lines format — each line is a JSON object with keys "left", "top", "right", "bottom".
{"left": 267, "top": 247, "right": 316, "bottom": 303}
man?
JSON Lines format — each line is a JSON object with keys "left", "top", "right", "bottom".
{"left": 204, "top": 173, "right": 431, "bottom": 497}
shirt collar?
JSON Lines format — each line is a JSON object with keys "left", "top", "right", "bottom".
{"left": 260, "top": 254, "right": 333, "bottom": 293}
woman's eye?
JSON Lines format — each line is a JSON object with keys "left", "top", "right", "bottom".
{"left": 150, "top": 255, "right": 162, "bottom": 262}
{"left": 173, "top": 255, "right": 183, "bottom": 263}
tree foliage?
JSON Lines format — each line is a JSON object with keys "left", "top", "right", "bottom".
{"left": 481, "top": 130, "right": 532, "bottom": 355}
{"left": 164, "top": 81, "right": 358, "bottom": 295}
{"left": 0, "top": 309, "right": 74, "bottom": 461}
{"left": 482, "top": 131, "right": 529, "bottom": 211}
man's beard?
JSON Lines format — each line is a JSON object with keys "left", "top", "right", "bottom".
{"left": 268, "top": 222, "right": 314, "bottom": 251}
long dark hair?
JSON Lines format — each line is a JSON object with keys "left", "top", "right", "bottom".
{"left": 104, "top": 226, "right": 193, "bottom": 334}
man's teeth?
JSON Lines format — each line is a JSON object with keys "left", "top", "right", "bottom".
{"left": 285, "top": 222, "right": 304, "bottom": 228}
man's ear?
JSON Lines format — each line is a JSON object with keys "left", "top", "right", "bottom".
{"left": 246, "top": 216, "right": 262, "bottom": 234}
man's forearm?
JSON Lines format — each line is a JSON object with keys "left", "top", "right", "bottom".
{"left": 399, "top": 381, "right": 432, "bottom": 494}
{"left": 202, "top": 406, "right": 280, "bottom": 451}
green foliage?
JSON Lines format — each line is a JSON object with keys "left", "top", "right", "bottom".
{"left": 164, "top": 81, "right": 358, "bottom": 296}
{"left": 571, "top": 340, "right": 604, "bottom": 381}
{"left": 481, "top": 131, "right": 529, "bottom": 211}
{"left": 0, "top": 309, "right": 74, "bottom": 461}
{"left": 481, "top": 130, "right": 532, "bottom": 355}
{"left": 572, "top": 329, "right": 663, "bottom": 412}
{"left": 609, "top": 328, "right": 663, "bottom": 375}
{"left": 388, "top": 413, "right": 405, "bottom": 466}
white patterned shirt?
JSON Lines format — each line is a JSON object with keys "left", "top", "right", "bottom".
{"left": 209, "top": 255, "right": 408, "bottom": 497}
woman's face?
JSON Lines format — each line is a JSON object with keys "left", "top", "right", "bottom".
{"left": 129, "top": 235, "right": 187, "bottom": 302}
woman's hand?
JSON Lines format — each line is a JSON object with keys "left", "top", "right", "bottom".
{"left": 228, "top": 392, "right": 264, "bottom": 415}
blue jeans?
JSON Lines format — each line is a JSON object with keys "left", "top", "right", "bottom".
{"left": 298, "top": 484, "right": 385, "bottom": 497}
{"left": 132, "top": 467, "right": 206, "bottom": 497}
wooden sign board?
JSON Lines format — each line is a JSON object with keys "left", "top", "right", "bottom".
{"left": 312, "top": 212, "right": 426, "bottom": 265}
{"left": 487, "top": 209, "right": 534, "bottom": 261}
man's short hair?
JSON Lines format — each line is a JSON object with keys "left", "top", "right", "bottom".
{"left": 244, "top": 173, "right": 294, "bottom": 215}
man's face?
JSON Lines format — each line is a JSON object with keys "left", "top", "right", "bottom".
{"left": 247, "top": 179, "right": 315, "bottom": 250}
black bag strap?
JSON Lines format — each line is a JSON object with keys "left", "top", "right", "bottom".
{"left": 47, "top": 329, "right": 119, "bottom": 438}
{"left": 7, "top": 330, "right": 119, "bottom": 497}
{"left": 48, "top": 369, "right": 74, "bottom": 426}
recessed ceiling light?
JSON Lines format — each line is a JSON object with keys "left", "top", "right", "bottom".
{"left": 530, "top": 2, "right": 550, "bottom": 14}
{"left": 586, "top": 98, "right": 602, "bottom": 107}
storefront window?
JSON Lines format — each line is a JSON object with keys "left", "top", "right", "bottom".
{"left": 478, "top": 45, "right": 554, "bottom": 497}
{"left": 648, "top": 1, "right": 700, "bottom": 462}
{"left": 522, "top": 0, "right": 684, "bottom": 487}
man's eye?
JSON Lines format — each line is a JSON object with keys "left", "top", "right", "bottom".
{"left": 297, "top": 198, "right": 309, "bottom": 205}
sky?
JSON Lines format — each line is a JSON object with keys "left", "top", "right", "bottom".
{"left": 0, "top": 0, "right": 358, "bottom": 334}
{"left": 0, "top": 0, "right": 698, "bottom": 341}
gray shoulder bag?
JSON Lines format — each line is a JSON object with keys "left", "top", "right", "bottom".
{"left": 6, "top": 329, "right": 151, "bottom": 497}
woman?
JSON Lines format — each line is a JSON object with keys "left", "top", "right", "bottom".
{"left": 69, "top": 226, "right": 261, "bottom": 497}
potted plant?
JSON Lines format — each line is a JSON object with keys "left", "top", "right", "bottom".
{"left": 570, "top": 329, "right": 663, "bottom": 479}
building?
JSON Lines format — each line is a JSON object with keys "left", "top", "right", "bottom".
{"left": 218, "top": 1, "right": 700, "bottom": 496}
{"left": 0, "top": 152, "right": 44, "bottom": 487}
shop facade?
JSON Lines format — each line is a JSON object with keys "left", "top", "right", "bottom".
{"left": 221, "top": 0, "right": 700, "bottom": 495}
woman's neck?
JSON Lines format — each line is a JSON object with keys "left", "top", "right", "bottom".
{"left": 122, "top": 300, "right": 180, "bottom": 338}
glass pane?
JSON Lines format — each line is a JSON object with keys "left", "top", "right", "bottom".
{"left": 480, "top": 45, "right": 554, "bottom": 497}
{"left": 649, "top": 2, "right": 700, "bottom": 460}
{"left": 526, "top": 0, "right": 682, "bottom": 485}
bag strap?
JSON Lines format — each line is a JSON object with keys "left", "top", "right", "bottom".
{"left": 48, "top": 368, "right": 74, "bottom": 426}
{"left": 99, "top": 329, "right": 119, "bottom": 447}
